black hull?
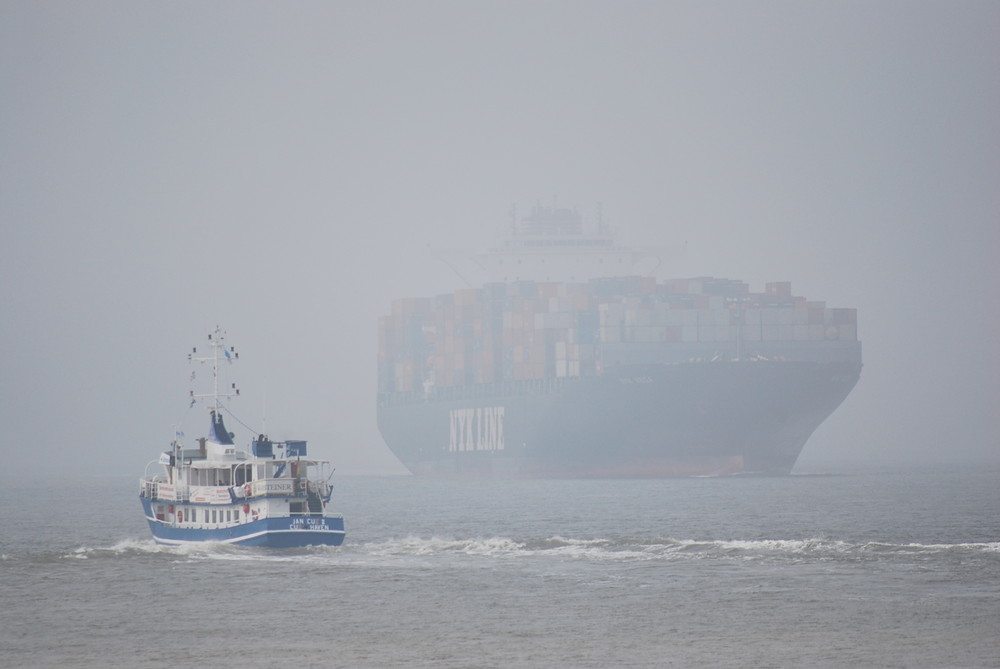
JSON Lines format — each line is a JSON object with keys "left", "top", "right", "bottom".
{"left": 377, "top": 360, "right": 862, "bottom": 477}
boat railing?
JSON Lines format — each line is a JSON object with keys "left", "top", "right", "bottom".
{"left": 142, "top": 476, "right": 324, "bottom": 502}
{"left": 309, "top": 479, "right": 332, "bottom": 499}
{"left": 139, "top": 477, "right": 158, "bottom": 498}
{"left": 140, "top": 478, "right": 191, "bottom": 502}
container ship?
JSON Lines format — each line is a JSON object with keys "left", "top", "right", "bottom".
{"left": 377, "top": 205, "right": 861, "bottom": 477}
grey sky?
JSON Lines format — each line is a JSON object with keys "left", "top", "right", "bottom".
{"left": 2, "top": 1, "right": 997, "bottom": 477}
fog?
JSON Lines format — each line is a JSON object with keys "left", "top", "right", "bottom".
{"left": 2, "top": 2, "right": 997, "bottom": 478}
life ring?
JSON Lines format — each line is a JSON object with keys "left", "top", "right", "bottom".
{"left": 244, "top": 483, "right": 252, "bottom": 497}
{"left": 177, "top": 510, "right": 183, "bottom": 522}
{"left": 243, "top": 504, "right": 250, "bottom": 514}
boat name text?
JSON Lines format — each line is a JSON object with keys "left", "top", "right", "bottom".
{"left": 255, "top": 480, "right": 294, "bottom": 495}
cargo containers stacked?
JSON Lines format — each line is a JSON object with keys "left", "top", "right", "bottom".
{"left": 378, "top": 276, "right": 859, "bottom": 395}
{"left": 376, "top": 204, "right": 861, "bottom": 477}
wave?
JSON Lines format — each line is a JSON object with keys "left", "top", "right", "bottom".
{"left": 61, "top": 538, "right": 342, "bottom": 563}
{"left": 66, "top": 538, "right": 168, "bottom": 558}
{"left": 365, "top": 535, "right": 527, "bottom": 557}
{"left": 355, "top": 535, "right": 1000, "bottom": 564}
{"left": 41, "top": 535, "right": 1000, "bottom": 566}
{"left": 61, "top": 538, "right": 234, "bottom": 562}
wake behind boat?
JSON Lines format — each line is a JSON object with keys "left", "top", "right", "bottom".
{"left": 139, "top": 327, "right": 345, "bottom": 547}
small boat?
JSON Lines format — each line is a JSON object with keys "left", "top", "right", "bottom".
{"left": 139, "top": 327, "right": 345, "bottom": 547}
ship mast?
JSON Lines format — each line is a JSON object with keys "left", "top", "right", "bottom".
{"left": 188, "top": 325, "right": 240, "bottom": 413}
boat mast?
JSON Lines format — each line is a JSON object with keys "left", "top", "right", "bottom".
{"left": 188, "top": 325, "right": 239, "bottom": 414}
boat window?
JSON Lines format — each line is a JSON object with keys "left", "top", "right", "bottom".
{"left": 211, "top": 509, "right": 217, "bottom": 523}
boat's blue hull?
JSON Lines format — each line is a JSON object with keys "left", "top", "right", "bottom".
{"left": 139, "top": 497, "right": 345, "bottom": 547}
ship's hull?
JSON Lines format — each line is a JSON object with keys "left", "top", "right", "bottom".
{"left": 139, "top": 497, "right": 345, "bottom": 547}
{"left": 377, "top": 360, "right": 861, "bottom": 477}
